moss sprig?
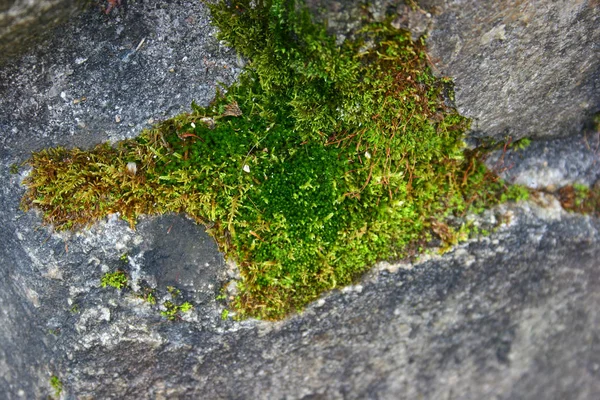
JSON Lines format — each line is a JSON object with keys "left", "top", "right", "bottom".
{"left": 100, "top": 270, "right": 128, "bottom": 290}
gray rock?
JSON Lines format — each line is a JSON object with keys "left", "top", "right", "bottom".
{"left": 0, "top": 0, "right": 86, "bottom": 66}
{"left": 486, "top": 131, "right": 600, "bottom": 189}
{"left": 0, "top": 0, "right": 239, "bottom": 397}
{"left": 425, "top": 0, "right": 600, "bottom": 140}
{"left": 0, "top": 0, "right": 240, "bottom": 162}
{"left": 1, "top": 1, "right": 599, "bottom": 399}
{"left": 3, "top": 178, "right": 600, "bottom": 398}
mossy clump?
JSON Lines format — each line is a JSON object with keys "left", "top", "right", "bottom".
{"left": 139, "top": 288, "right": 157, "bottom": 305}
{"left": 161, "top": 300, "right": 193, "bottom": 321}
{"left": 559, "top": 183, "right": 600, "bottom": 216}
{"left": 50, "top": 375, "right": 63, "bottom": 398}
{"left": 21, "top": 0, "right": 512, "bottom": 319}
{"left": 500, "top": 184, "right": 530, "bottom": 203}
{"left": 100, "top": 270, "right": 128, "bottom": 290}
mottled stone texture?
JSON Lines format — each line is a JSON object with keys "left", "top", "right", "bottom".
{"left": 0, "top": 0, "right": 86, "bottom": 66}
{"left": 1, "top": 1, "right": 599, "bottom": 399}
{"left": 425, "top": 0, "right": 600, "bottom": 140}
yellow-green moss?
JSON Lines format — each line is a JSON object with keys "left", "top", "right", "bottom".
{"left": 50, "top": 375, "right": 63, "bottom": 398}
{"left": 100, "top": 270, "right": 128, "bottom": 290}
{"left": 21, "top": 0, "right": 516, "bottom": 319}
{"left": 161, "top": 300, "right": 193, "bottom": 321}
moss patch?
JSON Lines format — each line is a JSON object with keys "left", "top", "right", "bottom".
{"left": 100, "top": 270, "right": 128, "bottom": 290}
{"left": 161, "top": 300, "right": 193, "bottom": 321}
{"left": 21, "top": 0, "right": 514, "bottom": 319}
{"left": 558, "top": 183, "right": 600, "bottom": 216}
{"left": 50, "top": 375, "right": 63, "bottom": 398}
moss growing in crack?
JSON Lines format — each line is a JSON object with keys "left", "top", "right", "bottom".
{"left": 100, "top": 270, "right": 128, "bottom": 290}
{"left": 500, "top": 184, "right": 530, "bottom": 203}
{"left": 511, "top": 137, "right": 531, "bottom": 151}
{"left": 221, "top": 309, "right": 230, "bottom": 320}
{"left": 21, "top": 0, "right": 515, "bottom": 319}
{"left": 161, "top": 285, "right": 193, "bottom": 320}
{"left": 136, "top": 285, "right": 157, "bottom": 305}
{"left": 146, "top": 292, "right": 157, "bottom": 305}
{"left": 161, "top": 300, "right": 193, "bottom": 321}
{"left": 50, "top": 375, "right": 63, "bottom": 398}
{"left": 166, "top": 286, "right": 181, "bottom": 298}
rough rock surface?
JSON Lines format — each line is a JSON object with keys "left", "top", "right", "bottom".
{"left": 0, "top": 0, "right": 85, "bottom": 66}
{"left": 425, "top": 0, "right": 600, "bottom": 140}
{"left": 1, "top": 1, "right": 599, "bottom": 399}
{"left": 486, "top": 131, "right": 600, "bottom": 190}
{"left": 0, "top": 0, "right": 240, "bottom": 162}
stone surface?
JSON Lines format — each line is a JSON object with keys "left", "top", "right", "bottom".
{"left": 1, "top": 1, "right": 599, "bottom": 399}
{"left": 424, "top": 0, "right": 600, "bottom": 140}
{"left": 486, "top": 131, "right": 600, "bottom": 190}
{"left": 0, "top": 0, "right": 240, "bottom": 162}
{"left": 0, "top": 0, "right": 85, "bottom": 66}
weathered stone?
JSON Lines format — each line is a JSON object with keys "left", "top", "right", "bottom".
{"left": 424, "top": 0, "right": 600, "bottom": 140}
{"left": 0, "top": 0, "right": 240, "bottom": 162}
{"left": 486, "top": 131, "right": 600, "bottom": 189}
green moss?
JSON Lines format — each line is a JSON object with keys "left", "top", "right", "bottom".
{"left": 21, "top": 0, "right": 515, "bottom": 319}
{"left": 137, "top": 286, "right": 157, "bottom": 305}
{"left": 136, "top": 284, "right": 190, "bottom": 317}
{"left": 100, "top": 271, "right": 128, "bottom": 290}
{"left": 500, "top": 184, "right": 530, "bottom": 203}
{"left": 145, "top": 291, "right": 157, "bottom": 305}
{"left": 50, "top": 375, "right": 63, "bottom": 398}
{"left": 166, "top": 286, "right": 181, "bottom": 298}
{"left": 221, "top": 309, "right": 230, "bottom": 320}
{"left": 593, "top": 112, "right": 600, "bottom": 132}
{"left": 511, "top": 137, "right": 531, "bottom": 151}
{"left": 179, "top": 301, "right": 193, "bottom": 312}
{"left": 161, "top": 300, "right": 193, "bottom": 321}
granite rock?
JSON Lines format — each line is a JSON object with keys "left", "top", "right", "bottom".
{"left": 425, "top": 0, "right": 600, "bottom": 140}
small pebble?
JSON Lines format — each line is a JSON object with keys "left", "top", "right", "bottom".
{"left": 126, "top": 162, "right": 137, "bottom": 175}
